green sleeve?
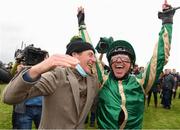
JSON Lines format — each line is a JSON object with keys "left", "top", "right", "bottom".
{"left": 138, "top": 24, "right": 172, "bottom": 94}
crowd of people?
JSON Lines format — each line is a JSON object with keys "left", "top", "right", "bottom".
{"left": 0, "top": 1, "right": 180, "bottom": 129}
{"left": 131, "top": 65, "right": 180, "bottom": 109}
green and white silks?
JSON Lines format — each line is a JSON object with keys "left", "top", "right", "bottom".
{"left": 97, "top": 24, "right": 172, "bottom": 129}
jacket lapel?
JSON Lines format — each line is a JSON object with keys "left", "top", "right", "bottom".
{"left": 78, "top": 76, "right": 93, "bottom": 123}
{"left": 67, "top": 71, "right": 80, "bottom": 115}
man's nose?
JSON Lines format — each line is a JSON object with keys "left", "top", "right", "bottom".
{"left": 116, "top": 57, "right": 123, "bottom": 62}
{"left": 91, "top": 56, "right": 96, "bottom": 62}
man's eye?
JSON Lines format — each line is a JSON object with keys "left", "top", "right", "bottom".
{"left": 122, "top": 58, "right": 130, "bottom": 61}
{"left": 89, "top": 53, "right": 94, "bottom": 57}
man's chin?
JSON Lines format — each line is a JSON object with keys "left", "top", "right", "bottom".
{"left": 84, "top": 65, "right": 91, "bottom": 72}
{"left": 85, "top": 70, "right": 92, "bottom": 75}
{"left": 114, "top": 74, "right": 124, "bottom": 79}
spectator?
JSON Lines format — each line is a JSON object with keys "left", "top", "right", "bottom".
{"left": 161, "top": 69, "right": 175, "bottom": 109}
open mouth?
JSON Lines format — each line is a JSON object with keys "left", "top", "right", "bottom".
{"left": 114, "top": 64, "right": 124, "bottom": 69}
{"left": 87, "top": 63, "right": 93, "bottom": 69}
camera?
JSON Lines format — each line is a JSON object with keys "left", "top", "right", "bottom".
{"left": 0, "top": 60, "right": 12, "bottom": 83}
{"left": 14, "top": 44, "right": 48, "bottom": 65}
{"left": 95, "top": 37, "right": 113, "bottom": 54}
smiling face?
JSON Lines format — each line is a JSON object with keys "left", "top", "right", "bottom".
{"left": 110, "top": 54, "right": 131, "bottom": 79}
{"left": 73, "top": 50, "right": 96, "bottom": 74}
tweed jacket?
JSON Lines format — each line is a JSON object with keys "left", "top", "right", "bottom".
{"left": 2, "top": 67, "right": 99, "bottom": 129}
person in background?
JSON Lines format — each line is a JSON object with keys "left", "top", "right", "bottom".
{"left": 147, "top": 81, "right": 159, "bottom": 108}
{"left": 132, "top": 64, "right": 140, "bottom": 75}
{"left": 161, "top": 69, "right": 175, "bottom": 109}
{"left": 0, "top": 60, "right": 12, "bottom": 83}
{"left": 11, "top": 52, "right": 49, "bottom": 129}
{"left": 177, "top": 72, "right": 180, "bottom": 99}
{"left": 171, "top": 68, "right": 178, "bottom": 99}
{"left": 147, "top": 70, "right": 163, "bottom": 108}
{"left": 139, "top": 66, "right": 145, "bottom": 73}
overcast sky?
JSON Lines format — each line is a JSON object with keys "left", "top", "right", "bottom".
{"left": 0, "top": 0, "right": 180, "bottom": 72}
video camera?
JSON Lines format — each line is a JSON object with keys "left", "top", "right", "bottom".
{"left": 95, "top": 37, "right": 113, "bottom": 54}
{"left": 0, "top": 60, "right": 12, "bottom": 83}
{"left": 14, "top": 44, "right": 48, "bottom": 66}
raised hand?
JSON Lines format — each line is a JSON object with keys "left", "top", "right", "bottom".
{"left": 162, "top": 0, "right": 171, "bottom": 11}
{"left": 158, "top": 1, "right": 175, "bottom": 24}
{"left": 77, "top": 6, "right": 85, "bottom": 26}
{"left": 29, "top": 54, "right": 80, "bottom": 79}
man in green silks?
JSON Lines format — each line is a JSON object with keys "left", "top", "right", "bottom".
{"left": 96, "top": 2, "right": 177, "bottom": 129}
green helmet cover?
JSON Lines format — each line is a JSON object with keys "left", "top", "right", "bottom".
{"left": 106, "top": 40, "right": 136, "bottom": 65}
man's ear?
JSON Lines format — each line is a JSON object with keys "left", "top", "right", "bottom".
{"left": 131, "top": 65, "right": 134, "bottom": 70}
{"left": 130, "top": 64, "right": 134, "bottom": 72}
{"left": 72, "top": 52, "right": 78, "bottom": 57}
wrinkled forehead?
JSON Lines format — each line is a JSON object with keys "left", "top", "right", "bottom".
{"left": 84, "top": 49, "right": 95, "bottom": 54}
{"left": 79, "top": 49, "right": 95, "bottom": 56}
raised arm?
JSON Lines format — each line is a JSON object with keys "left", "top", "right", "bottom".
{"left": 2, "top": 54, "right": 80, "bottom": 104}
{"left": 77, "top": 6, "right": 107, "bottom": 85}
{"left": 138, "top": 2, "right": 177, "bottom": 94}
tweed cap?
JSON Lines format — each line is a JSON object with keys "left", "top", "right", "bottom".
{"left": 66, "top": 40, "right": 95, "bottom": 56}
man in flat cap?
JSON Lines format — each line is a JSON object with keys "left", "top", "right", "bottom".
{"left": 2, "top": 8, "right": 99, "bottom": 129}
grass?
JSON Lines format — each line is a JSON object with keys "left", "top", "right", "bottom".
{"left": 1, "top": 84, "right": 180, "bottom": 129}
{"left": 143, "top": 90, "right": 180, "bottom": 129}
{"left": 0, "top": 84, "right": 13, "bottom": 129}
